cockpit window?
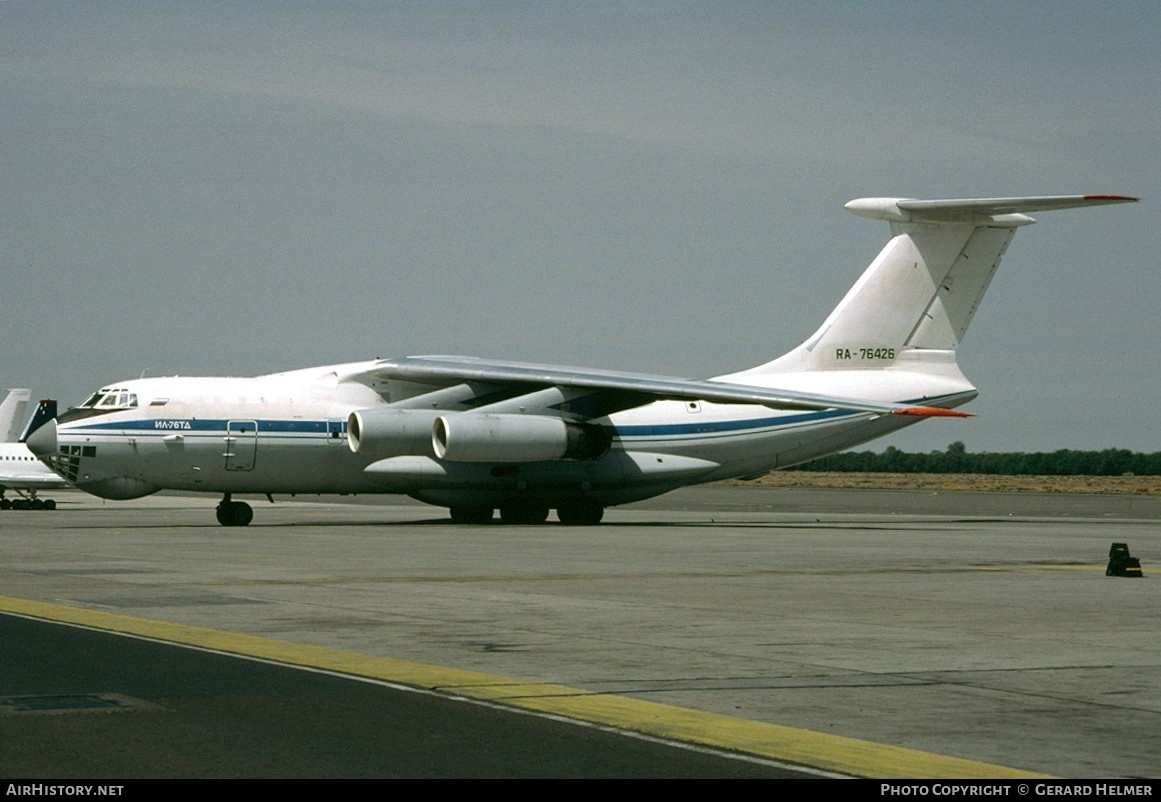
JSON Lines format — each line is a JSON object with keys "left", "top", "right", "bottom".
{"left": 59, "top": 387, "right": 141, "bottom": 424}
{"left": 80, "top": 389, "right": 138, "bottom": 410}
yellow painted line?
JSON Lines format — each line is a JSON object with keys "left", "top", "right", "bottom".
{"left": 1, "top": 595, "right": 1049, "bottom": 779}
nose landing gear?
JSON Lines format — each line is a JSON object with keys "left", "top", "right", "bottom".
{"left": 216, "top": 494, "right": 253, "bottom": 526}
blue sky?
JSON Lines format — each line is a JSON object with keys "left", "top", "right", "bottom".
{"left": 2, "top": 1, "right": 1157, "bottom": 452}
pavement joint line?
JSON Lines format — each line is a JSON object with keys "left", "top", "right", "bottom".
{"left": 0, "top": 594, "right": 1050, "bottom": 779}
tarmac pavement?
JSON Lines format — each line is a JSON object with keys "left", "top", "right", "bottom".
{"left": 1, "top": 486, "right": 1157, "bottom": 778}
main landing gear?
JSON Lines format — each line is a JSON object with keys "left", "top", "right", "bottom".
{"left": 500, "top": 503, "right": 550, "bottom": 525}
{"left": 216, "top": 494, "right": 254, "bottom": 527}
{"left": 0, "top": 492, "right": 57, "bottom": 511}
{"left": 448, "top": 505, "right": 496, "bottom": 525}
{"left": 556, "top": 497, "right": 604, "bottom": 526}
{"left": 447, "top": 498, "right": 605, "bottom": 526}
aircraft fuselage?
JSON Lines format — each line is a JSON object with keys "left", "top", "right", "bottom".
{"left": 37, "top": 361, "right": 973, "bottom": 512}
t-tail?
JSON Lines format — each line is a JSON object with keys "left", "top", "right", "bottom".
{"left": 722, "top": 195, "right": 1137, "bottom": 403}
{"left": 0, "top": 389, "right": 31, "bottom": 443}
{"left": 18, "top": 399, "right": 58, "bottom": 443}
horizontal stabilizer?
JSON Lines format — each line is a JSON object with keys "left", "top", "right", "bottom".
{"left": 846, "top": 194, "right": 1137, "bottom": 224}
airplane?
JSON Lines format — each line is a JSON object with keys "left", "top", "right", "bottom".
{"left": 1, "top": 395, "right": 69, "bottom": 510}
{"left": 26, "top": 194, "right": 1136, "bottom": 526}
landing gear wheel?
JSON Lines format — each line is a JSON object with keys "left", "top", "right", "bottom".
{"left": 557, "top": 498, "right": 605, "bottom": 526}
{"left": 216, "top": 500, "right": 254, "bottom": 527}
{"left": 0, "top": 498, "right": 11, "bottom": 510}
{"left": 499, "top": 503, "right": 550, "bottom": 525}
{"left": 43, "top": 499, "right": 56, "bottom": 510}
{"left": 449, "top": 505, "right": 494, "bottom": 524}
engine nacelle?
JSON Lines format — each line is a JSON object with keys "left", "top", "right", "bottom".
{"left": 347, "top": 407, "right": 443, "bottom": 456}
{"left": 432, "top": 413, "right": 610, "bottom": 463}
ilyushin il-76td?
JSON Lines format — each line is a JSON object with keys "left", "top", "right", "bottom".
{"left": 28, "top": 194, "right": 1136, "bottom": 526}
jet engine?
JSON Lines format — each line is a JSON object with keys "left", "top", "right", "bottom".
{"left": 347, "top": 408, "right": 444, "bottom": 456}
{"left": 432, "top": 414, "right": 611, "bottom": 463}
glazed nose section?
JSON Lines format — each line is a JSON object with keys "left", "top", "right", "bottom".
{"left": 25, "top": 418, "right": 58, "bottom": 457}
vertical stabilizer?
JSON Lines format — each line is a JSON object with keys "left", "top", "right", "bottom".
{"left": 19, "top": 399, "right": 58, "bottom": 443}
{"left": 737, "top": 195, "right": 1136, "bottom": 377}
{"left": 0, "top": 389, "right": 31, "bottom": 442}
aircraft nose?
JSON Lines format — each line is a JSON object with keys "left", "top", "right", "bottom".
{"left": 25, "top": 418, "right": 58, "bottom": 457}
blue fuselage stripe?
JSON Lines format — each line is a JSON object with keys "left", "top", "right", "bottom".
{"left": 69, "top": 419, "right": 339, "bottom": 435}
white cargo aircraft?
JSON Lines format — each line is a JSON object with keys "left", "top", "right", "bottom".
{"left": 27, "top": 194, "right": 1135, "bottom": 525}
{"left": 1, "top": 392, "right": 69, "bottom": 510}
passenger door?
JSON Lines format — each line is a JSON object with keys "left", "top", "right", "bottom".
{"left": 224, "top": 420, "right": 257, "bottom": 471}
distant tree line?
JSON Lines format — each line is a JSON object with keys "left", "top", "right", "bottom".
{"left": 798, "top": 442, "right": 1161, "bottom": 476}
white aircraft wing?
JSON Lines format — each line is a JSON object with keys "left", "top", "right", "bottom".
{"left": 0, "top": 470, "right": 67, "bottom": 491}
{"left": 356, "top": 356, "right": 969, "bottom": 418}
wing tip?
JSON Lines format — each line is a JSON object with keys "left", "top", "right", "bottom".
{"left": 1083, "top": 194, "right": 1139, "bottom": 203}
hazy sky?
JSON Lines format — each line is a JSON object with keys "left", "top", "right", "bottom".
{"left": 2, "top": 1, "right": 1157, "bottom": 452}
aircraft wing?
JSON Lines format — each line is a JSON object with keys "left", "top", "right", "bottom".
{"left": 0, "top": 472, "right": 68, "bottom": 491}
{"left": 355, "top": 356, "right": 969, "bottom": 418}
